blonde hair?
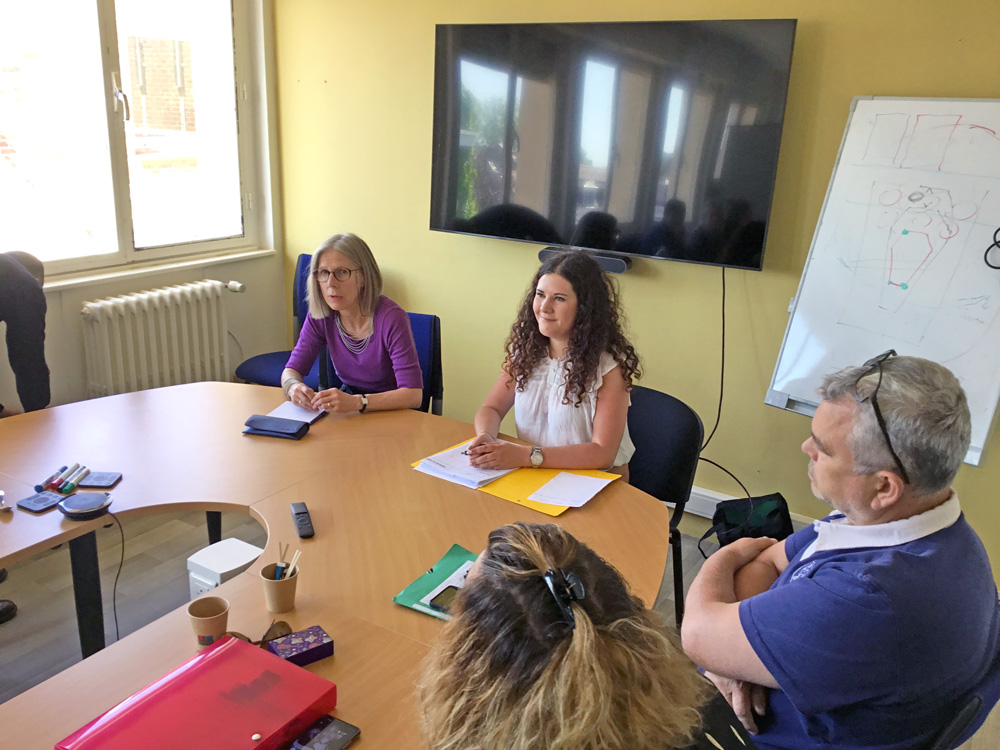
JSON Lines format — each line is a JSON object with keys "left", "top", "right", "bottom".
{"left": 305, "top": 233, "right": 383, "bottom": 318}
{"left": 418, "top": 523, "right": 708, "bottom": 750}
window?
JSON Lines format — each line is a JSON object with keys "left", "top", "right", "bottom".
{"left": 455, "top": 59, "right": 555, "bottom": 221}
{"left": 0, "top": 0, "right": 273, "bottom": 273}
{"left": 577, "top": 59, "right": 615, "bottom": 221}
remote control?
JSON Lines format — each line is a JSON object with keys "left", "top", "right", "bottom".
{"left": 291, "top": 502, "right": 314, "bottom": 538}
{"left": 17, "top": 490, "right": 63, "bottom": 513}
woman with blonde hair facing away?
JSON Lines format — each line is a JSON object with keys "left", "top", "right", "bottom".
{"left": 467, "top": 251, "right": 639, "bottom": 476}
{"left": 418, "top": 522, "right": 710, "bottom": 750}
{"left": 282, "top": 234, "right": 422, "bottom": 413}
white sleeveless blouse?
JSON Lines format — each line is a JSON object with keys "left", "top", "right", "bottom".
{"left": 513, "top": 352, "right": 635, "bottom": 468}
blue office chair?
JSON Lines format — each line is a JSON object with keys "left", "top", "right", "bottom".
{"left": 626, "top": 386, "right": 703, "bottom": 627}
{"left": 407, "top": 312, "right": 444, "bottom": 415}
{"left": 317, "top": 311, "right": 443, "bottom": 415}
{"left": 235, "top": 253, "right": 322, "bottom": 390}
{"left": 925, "top": 646, "right": 1000, "bottom": 749}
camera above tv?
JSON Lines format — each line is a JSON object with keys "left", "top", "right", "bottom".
{"left": 430, "top": 19, "right": 797, "bottom": 271}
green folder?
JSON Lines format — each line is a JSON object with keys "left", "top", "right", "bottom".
{"left": 392, "top": 544, "right": 478, "bottom": 621}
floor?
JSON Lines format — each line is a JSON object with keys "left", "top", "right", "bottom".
{"left": 0, "top": 513, "right": 996, "bottom": 748}
{"left": 0, "top": 510, "right": 267, "bottom": 704}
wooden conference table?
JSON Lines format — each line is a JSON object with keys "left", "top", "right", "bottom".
{"left": 0, "top": 383, "right": 674, "bottom": 748}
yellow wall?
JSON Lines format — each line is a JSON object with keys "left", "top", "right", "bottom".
{"left": 272, "top": 1, "right": 1000, "bottom": 563}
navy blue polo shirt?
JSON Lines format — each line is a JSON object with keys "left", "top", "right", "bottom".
{"left": 739, "top": 494, "right": 1000, "bottom": 750}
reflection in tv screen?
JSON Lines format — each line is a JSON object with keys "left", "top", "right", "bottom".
{"left": 429, "top": 20, "right": 797, "bottom": 270}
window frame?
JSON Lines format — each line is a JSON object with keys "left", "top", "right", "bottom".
{"left": 37, "top": 0, "right": 279, "bottom": 278}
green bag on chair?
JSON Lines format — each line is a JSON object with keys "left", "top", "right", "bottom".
{"left": 698, "top": 492, "right": 794, "bottom": 558}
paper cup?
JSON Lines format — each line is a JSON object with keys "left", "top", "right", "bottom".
{"left": 188, "top": 595, "right": 230, "bottom": 648}
{"left": 260, "top": 562, "right": 299, "bottom": 614}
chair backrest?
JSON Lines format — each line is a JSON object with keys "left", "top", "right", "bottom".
{"left": 311, "top": 300, "right": 443, "bottom": 414}
{"left": 627, "top": 386, "right": 702, "bottom": 528}
{"left": 407, "top": 312, "right": 444, "bottom": 414}
{"left": 926, "top": 694, "right": 983, "bottom": 750}
{"left": 929, "top": 642, "right": 1000, "bottom": 749}
{"left": 292, "top": 253, "right": 312, "bottom": 336}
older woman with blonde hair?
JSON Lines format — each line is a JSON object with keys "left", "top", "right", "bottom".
{"left": 282, "top": 233, "right": 422, "bottom": 413}
{"left": 418, "top": 523, "right": 742, "bottom": 750}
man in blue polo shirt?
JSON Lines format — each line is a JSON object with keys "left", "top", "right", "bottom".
{"left": 682, "top": 353, "right": 1000, "bottom": 749}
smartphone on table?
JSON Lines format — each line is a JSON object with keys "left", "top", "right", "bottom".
{"left": 291, "top": 715, "right": 361, "bottom": 750}
{"left": 428, "top": 584, "right": 461, "bottom": 613}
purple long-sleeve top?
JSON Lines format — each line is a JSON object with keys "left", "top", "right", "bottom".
{"left": 285, "top": 295, "right": 422, "bottom": 394}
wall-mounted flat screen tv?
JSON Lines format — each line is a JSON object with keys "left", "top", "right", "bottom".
{"left": 430, "top": 20, "right": 797, "bottom": 270}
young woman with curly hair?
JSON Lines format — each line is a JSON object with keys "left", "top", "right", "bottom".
{"left": 468, "top": 251, "right": 640, "bottom": 477}
{"left": 417, "top": 522, "right": 710, "bottom": 750}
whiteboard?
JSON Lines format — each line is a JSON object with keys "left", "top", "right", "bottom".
{"left": 768, "top": 96, "right": 1000, "bottom": 465}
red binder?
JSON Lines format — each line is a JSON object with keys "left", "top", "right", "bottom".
{"left": 56, "top": 636, "right": 337, "bottom": 750}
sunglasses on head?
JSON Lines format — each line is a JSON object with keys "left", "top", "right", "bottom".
{"left": 854, "top": 350, "right": 910, "bottom": 485}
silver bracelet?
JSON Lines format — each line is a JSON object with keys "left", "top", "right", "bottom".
{"left": 281, "top": 378, "right": 301, "bottom": 398}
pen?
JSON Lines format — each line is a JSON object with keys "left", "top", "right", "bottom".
{"left": 50, "top": 463, "right": 79, "bottom": 491}
{"left": 274, "top": 562, "right": 287, "bottom": 580}
{"left": 36, "top": 466, "right": 68, "bottom": 493}
{"left": 62, "top": 467, "right": 90, "bottom": 494}
{"left": 59, "top": 466, "right": 88, "bottom": 494}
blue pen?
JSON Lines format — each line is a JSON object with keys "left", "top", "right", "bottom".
{"left": 36, "top": 466, "right": 68, "bottom": 492}
{"left": 274, "top": 563, "right": 287, "bottom": 580}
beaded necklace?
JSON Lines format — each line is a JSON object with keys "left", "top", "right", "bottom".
{"left": 336, "top": 313, "right": 374, "bottom": 354}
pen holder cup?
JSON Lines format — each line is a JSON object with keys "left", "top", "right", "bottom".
{"left": 260, "top": 562, "right": 298, "bottom": 614}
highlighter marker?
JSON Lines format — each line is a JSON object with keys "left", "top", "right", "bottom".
{"left": 50, "top": 463, "right": 79, "bottom": 491}
{"left": 59, "top": 466, "right": 87, "bottom": 494}
{"left": 62, "top": 467, "right": 90, "bottom": 494}
{"left": 36, "top": 466, "right": 68, "bottom": 493}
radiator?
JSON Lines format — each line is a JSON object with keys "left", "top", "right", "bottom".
{"left": 81, "top": 279, "right": 245, "bottom": 398}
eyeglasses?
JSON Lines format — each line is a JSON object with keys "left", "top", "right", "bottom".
{"left": 855, "top": 350, "right": 910, "bottom": 484}
{"left": 313, "top": 267, "right": 359, "bottom": 284}
{"left": 222, "top": 619, "right": 292, "bottom": 648}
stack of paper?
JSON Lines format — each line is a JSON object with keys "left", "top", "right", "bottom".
{"left": 267, "top": 401, "right": 325, "bottom": 424}
{"left": 414, "top": 440, "right": 516, "bottom": 489}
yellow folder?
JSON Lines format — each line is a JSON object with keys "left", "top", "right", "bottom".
{"left": 413, "top": 441, "right": 619, "bottom": 517}
{"left": 477, "top": 467, "right": 619, "bottom": 516}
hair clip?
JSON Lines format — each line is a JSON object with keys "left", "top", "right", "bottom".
{"left": 543, "top": 568, "right": 586, "bottom": 628}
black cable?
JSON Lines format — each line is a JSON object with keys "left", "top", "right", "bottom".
{"left": 696, "top": 456, "right": 756, "bottom": 559}
{"left": 701, "top": 266, "right": 726, "bottom": 451}
{"left": 697, "top": 456, "right": 751, "bottom": 500}
{"left": 107, "top": 511, "right": 125, "bottom": 642}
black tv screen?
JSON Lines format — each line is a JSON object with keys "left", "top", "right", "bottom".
{"left": 430, "top": 20, "right": 797, "bottom": 270}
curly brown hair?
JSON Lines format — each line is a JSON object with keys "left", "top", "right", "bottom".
{"left": 417, "top": 523, "right": 708, "bottom": 750}
{"left": 503, "top": 252, "right": 640, "bottom": 405}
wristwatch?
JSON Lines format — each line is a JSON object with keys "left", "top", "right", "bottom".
{"left": 529, "top": 446, "right": 544, "bottom": 468}
{"left": 359, "top": 394, "right": 368, "bottom": 414}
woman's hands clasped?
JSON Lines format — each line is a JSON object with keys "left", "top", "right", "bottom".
{"left": 288, "top": 382, "right": 360, "bottom": 413}
{"left": 466, "top": 433, "right": 530, "bottom": 470}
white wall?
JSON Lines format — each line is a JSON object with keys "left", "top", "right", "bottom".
{"left": 0, "top": 252, "right": 288, "bottom": 409}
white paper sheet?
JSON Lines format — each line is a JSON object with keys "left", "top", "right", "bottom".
{"left": 527, "top": 471, "right": 613, "bottom": 507}
{"left": 267, "top": 400, "right": 324, "bottom": 424}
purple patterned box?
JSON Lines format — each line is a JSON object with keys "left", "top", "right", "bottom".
{"left": 266, "top": 625, "right": 334, "bottom": 667}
